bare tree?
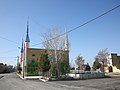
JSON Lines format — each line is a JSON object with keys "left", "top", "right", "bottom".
{"left": 95, "top": 48, "right": 110, "bottom": 72}
{"left": 42, "top": 28, "right": 64, "bottom": 49}
{"left": 75, "top": 54, "right": 85, "bottom": 73}
{"left": 41, "top": 27, "right": 69, "bottom": 78}
{"left": 70, "top": 59, "right": 75, "bottom": 69}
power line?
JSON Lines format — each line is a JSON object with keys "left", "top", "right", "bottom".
{"left": 0, "top": 57, "right": 17, "bottom": 59}
{"left": 0, "top": 36, "right": 20, "bottom": 46}
{"left": 67, "top": 4, "right": 120, "bottom": 34}
{"left": 0, "top": 36, "right": 21, "bottom": 54}
{"left": 31, "top": 4, "right": 120, "bottom": 47}
{"left": 0, "top": 49, "right": 18, "bottom": 54}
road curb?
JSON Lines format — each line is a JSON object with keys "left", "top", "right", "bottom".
{"left": 16, "top": 73, "right": 26, "bottom": 80}
{"left": 16, "top": 73, "right": 42, "bottom": 80}
{"left": 0, "top": 76, "right": 4, "bottom": 79}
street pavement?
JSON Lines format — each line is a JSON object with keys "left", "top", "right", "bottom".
{"left": 0, "top": 73, "right": 120, "bottom": 90}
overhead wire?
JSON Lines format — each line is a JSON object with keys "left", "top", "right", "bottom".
{"left": 0, "top": 4, "right": 120, "bottom": 56}
{"left": 0, "top": 49, "right": 19, "bottom": 54}
{"left": 0, "top": 36, "right": 20, "bottom": 46}
{"left": 31, "top": 4, "right": 120, "bottom": 47}
{"left": 0, "top": 57, "right": 17, "bottom": 58}
{"left": 0, "top": 36, "right": 21, "bottom": 56}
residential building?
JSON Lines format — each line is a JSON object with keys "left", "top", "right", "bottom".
{"left": 105, "top": 53, "right": 120, "bottom": 73}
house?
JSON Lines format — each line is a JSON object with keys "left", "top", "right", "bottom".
{"left": 105, "top": 53, "right": 120, "bottom": 73}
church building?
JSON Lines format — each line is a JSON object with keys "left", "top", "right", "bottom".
{"left": 19, "top": 22, "right": 69, "bottom": 76}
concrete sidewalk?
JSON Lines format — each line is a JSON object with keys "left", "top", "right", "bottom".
{"left": 105, "top": 72, "right": 120, "bottom": 77}
{"left": 17, "top": 73, "right": 42, "bottom": 80}
{"left": 0, "top": 76, "right": 4, "bottom": 79}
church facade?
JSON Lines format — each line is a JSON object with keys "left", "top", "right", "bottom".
{"left": 19, "top": 22, "right": 69, "bottom": 76}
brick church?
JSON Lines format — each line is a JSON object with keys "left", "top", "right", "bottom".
{"left": 19, "top": 22, "right": 69, "bottom": 76}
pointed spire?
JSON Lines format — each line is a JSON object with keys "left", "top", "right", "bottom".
{"left": 64, "top": 28, "right": 69, "bottom": 51}
{"left": 21, "top": 38, "right": 23, "bottom": 53}
{"left": 25, "top": 19, "right": 30, "bottom": 42}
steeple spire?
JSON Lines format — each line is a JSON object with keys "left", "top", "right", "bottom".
{"left": 64, "top": 28, "right": 69, "bottom": 51}
{"left": 21, "top": 38, "right": 23, "bottom": 53}
{"left": 25, "top": 20, "right": 30, "bottom": 42}
{"left": 20, "top": 38, "right": 24, "bottom": 62}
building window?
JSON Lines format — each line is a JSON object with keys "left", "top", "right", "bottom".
{"left": 32, "top": 54, "right": 35, "bottom": 57}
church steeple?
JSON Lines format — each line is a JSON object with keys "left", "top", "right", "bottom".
{"left": 64, "top": 29, "right": 69, "bottom": 51}
{"left": 20, "top": 38, "right": 24, "bottom": 62}
{"left": 25, "top": 20, "right": 30, "bottom": 42}
{"left": 21, "top": 38, "right": 23, "bottom": 53}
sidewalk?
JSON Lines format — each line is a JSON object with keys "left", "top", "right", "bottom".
{"left": 0, "top": 76, "right": 4, "bottom": 79}
{"left": 105, "top": 72, "right": 120, "bottom": 77}
{"left": 17, "top": 73, "right": 42, "bottom": 80}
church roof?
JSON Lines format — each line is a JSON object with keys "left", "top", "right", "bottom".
{"left": 25, "top": 21, "right": 30, "bottom": 42}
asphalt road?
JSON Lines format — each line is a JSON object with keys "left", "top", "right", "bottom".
{"left": 0, "top": 73, "right": 120, "bottom": 90}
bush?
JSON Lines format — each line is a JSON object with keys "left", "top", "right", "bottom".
{"left": 93, "top": 60, "right": 101, "bottom": 70}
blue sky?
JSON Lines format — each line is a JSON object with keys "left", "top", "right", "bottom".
{"left": 0, "top": 0, "right": 120, "bottom": 66}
